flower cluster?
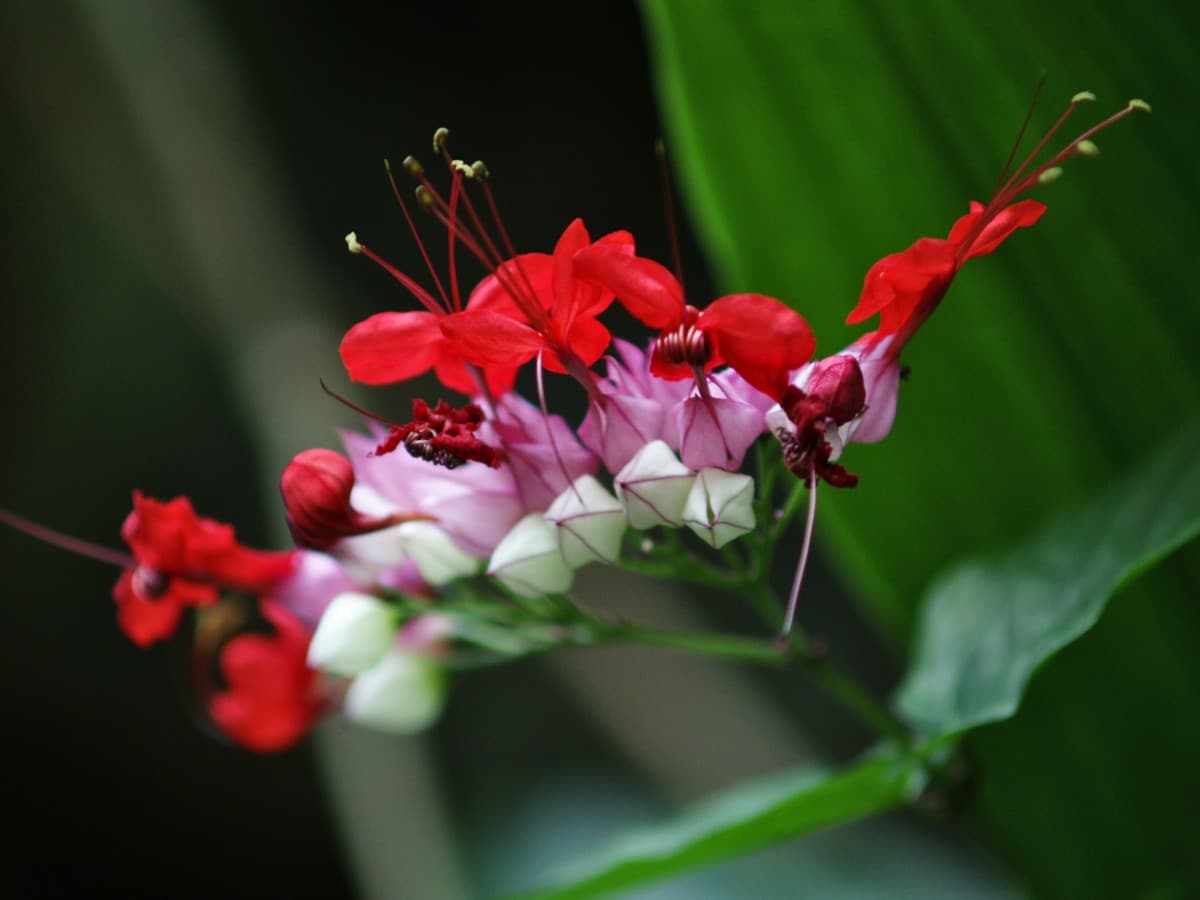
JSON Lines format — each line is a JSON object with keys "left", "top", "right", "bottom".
{"left": 0, "top": 94, "right": 1146, "bottom": 751}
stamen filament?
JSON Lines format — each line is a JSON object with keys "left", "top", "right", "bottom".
{"left": 0, "top": 507, "right": 136, "bottom": 569}
{"left": 780, "top": 465, "right": 819, "bottom": 640}
{"left": 385, "top": 160, "right": 452, "bottom": 312}
{"left": 350, "top": 238, "right": 445, "bottom": 317}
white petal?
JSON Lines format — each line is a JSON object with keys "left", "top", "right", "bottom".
{"left": 395, "top": 521, "right": 480, "bottom": 586}
{"left": 682, "top": 468, "right": 756, "bottom": 548}
{"left": 545, "top": 475, "right": 626, "bottom": 567}
{"left": 307, "top": 592, "right": 396, "bottom": 677}
{"left": 343, "top": 649, "right": 444, "bottom": 734}
{"left": 614, "top": 440, "right": 696, "bottom": 529}
{"left": 487, "top": 513, "right": 575, "bottom": 598}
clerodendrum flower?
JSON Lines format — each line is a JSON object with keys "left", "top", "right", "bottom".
{"left": 0, "top": 91, "right": 1151, "bottom": 752}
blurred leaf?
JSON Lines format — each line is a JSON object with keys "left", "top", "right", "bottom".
{"left": 641, "top": 1, "right": 1200, "bottom": 896}
{"left": 896, "top": 418, "right": 1200, "bottom": 734}
{"left": 513, "top": 746, "right": 928, "bottom": 900}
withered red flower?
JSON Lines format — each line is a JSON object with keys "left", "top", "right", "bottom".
{"left": 207, "top": 600, "right": 324, "bottom": 753}
{"left": 114, "top": 492, "right": 296, "bottom": 647}
{"left": 373, "top": 398, "right": 503, "bottom": 469}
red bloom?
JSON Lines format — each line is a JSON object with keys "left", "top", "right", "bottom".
{"left": 373, "top": 398, "right": 503, "bottom": 469}
{"left": 207, "top": 600, "right": 324, "bottom": 753}
{"left": 114, "top": 492, "right": 296, "bottom": 647}
{"left": 573, "top": 247, "right": 815, "bottom": 401}
{"left": 847, "top": 93, "right": 1151, "bottom": 352}
{"left": 847, "top": 199, "right": 1046, "bottom": 344}
{"left": 440, "top": 218, "right": 634, "bottom": 377}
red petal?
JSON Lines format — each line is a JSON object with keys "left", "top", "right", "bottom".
{"left": 701, "top": 294, "right": 816, "bottom": 400}
{"left": 432, "top": 355, "right": 518, "bottom": 397}
{"left": 113, "top": 570, "right": 216, "bottom": 648}
{"left": 466, "top": 254, "right": 555, "bottom": 319}
{"left": 574, "top": 247, "right": 684, "bottom": 329}
{"left": 208, "top": 601, "right": 321, "bottom": 753}
{"left": 441, "top": 309, "right": 543, "bottom": 366}
{"left": 544, "top": 315, "right": 611, "bottom": 373}
{"left": 846, "top": 239, "right": 956, "bottom": 326}
{"left": 957, "top": 199, "right": 1046, "bottom": 260}
{"left": 339, "top": 311, "right": 444, "bottom": 385}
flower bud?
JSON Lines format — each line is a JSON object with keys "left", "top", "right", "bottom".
{"left": 487, "top": 513, "right": 575, "bottom": 598}
{"left": 343, "top": 648, "right": 445, "bottom": 735}
{"left": 803, "top": 355, "right": 866, "bottom": 426}
{"left": 307, "top": 592, "right": 396, "bottom": 677}
{"left": 394, "top": 521, "right": 480, "bottom": 585}
{"left": 681, "top": 468, "right": 755, "bottom": 548}
{"left": 614, "top": 440, "right": 696, "bottom": 529}
{"left": 545, "top": 475, "right": 626, "bottom": 567}
{"left": 281, "top": 449, "right": 379, "bottom": 550}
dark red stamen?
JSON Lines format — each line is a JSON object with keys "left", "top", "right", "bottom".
{"left": 374, "top": 398, "right": 503, "bottom": 469}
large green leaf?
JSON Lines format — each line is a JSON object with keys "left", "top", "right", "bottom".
{"left": 896, "top": 419, "right": 1200, "bottom": 735}
{"left": 641, "top": 1, "right": 1200, "bottom": 896}
{"left": 513, "top": 746, "right": 929, "bottom": 900}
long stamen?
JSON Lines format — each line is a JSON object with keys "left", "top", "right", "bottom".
{"left": 779, "top": 464, "right": 819, "bottom": 640}
{"left": 991, "top": 74, "right": 1045, "bottom": 197}
{"left": 656, "top": 138, "right": 686, "bottom": 291}
{"left": 447, "top": 166, "right": 465, "bottom": 312}
{"left": 345, "top": 233, "right": 445, "bottom": 317}
{"left": 387, "top": 158, "right": 452, "bottom": 312}
{"left": 0, "top": 507, "right": 136, "bottom": 569}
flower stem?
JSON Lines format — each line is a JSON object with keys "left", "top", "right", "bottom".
{"left": 592, "top": 619, "right": 909, "bottom": 744}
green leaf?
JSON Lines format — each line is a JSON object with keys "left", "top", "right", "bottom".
{"left": 512, "top": 747, "right": 929, "bottom": 900}
{"left": 641, "top": 1, "right": 1200, "bottom": 895}
{"left": 896, "top": 419, "right": 1200, "bottom": 735}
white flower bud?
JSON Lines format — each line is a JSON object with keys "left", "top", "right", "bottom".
{"left": 395, "top": 521, "right": 480, "bottom": 585}
{"left": 614, "top": 440, "right": 697, "bottom": 529}
{"left": 544, "top": 475, "right": 626, "bottom": 567}
{"left": 681, "top": 468, "right": 756, "bottom": 548}
{"left": 307, "top": 592, "right": 396, "bottom": 677}
{"left": 487, "top": 513, "right": 575, "bottom": 598}
{"left": 343, "top": 649, "right": 445, "bottom": 734}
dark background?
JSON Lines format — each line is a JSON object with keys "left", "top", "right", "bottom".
{"left": 0, "top": 3, "right": 911, "bottom": 897}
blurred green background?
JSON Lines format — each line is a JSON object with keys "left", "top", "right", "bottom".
{"left": 1, "top": 2, "right": 1197, "bottom": 898}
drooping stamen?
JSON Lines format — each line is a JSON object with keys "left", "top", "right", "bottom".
{"left": 655, "top": 138, "right": 686, "bottom": 291}
{"left": 0, "top": 507, "right": 136, "bottom": 569}
{"left": 319, "top": 379, "right": 405, "bottom": 428}
{"left": 780, "top": 464, "right": 819, "bottom": 640}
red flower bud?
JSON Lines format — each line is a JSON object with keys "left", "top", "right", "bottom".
{"left": 281, "top": 449, "right": 424, "bottom": 550}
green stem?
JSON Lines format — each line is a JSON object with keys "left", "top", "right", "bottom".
{"left": 590, "top": 619, "right": 910, "bottom": 745}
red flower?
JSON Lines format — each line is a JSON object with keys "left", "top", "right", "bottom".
{"left": 847, "top": 93, "right": 1152, "bottom": 352}
{"left": 573, "top": 247, "right": 815, "bottom": 401}
{"left": 114, "top": 492, "right": 296, "bottom": 647}
{"left": 439, "top": 218, "right": 634, "bottom": 378}
{"left": 207, "top": 600, "right": 324, "bottom": 753}
{"left": 847, "top": 199, "right": 1046, "bottom": 344}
